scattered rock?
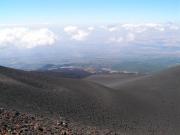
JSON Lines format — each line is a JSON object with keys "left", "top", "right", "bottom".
{"left": 0, "top": 107, "right": 116, "bottom": 135}
{"left": 0, "top": 108, "right": 72, "bottom": 135}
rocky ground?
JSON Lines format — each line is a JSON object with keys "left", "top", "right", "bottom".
{"left": 0, "top": 108, "right": 73, "bottom": 135}
{"left": 0, "top": 108, "right": 115, "bottom": 135}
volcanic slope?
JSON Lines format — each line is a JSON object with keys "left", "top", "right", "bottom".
{"left": 86, "top": 73, "right": 145, "bottom": 89}
{"left": 0, "top": 66, "right": 180, "bottom": 134}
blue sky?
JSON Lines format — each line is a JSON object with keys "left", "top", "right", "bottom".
{"left": 0, "top": 0, "right": 179, "bottom": 24}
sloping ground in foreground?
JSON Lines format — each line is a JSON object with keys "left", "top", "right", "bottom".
{"left": 0, "top": 66, "right": 180, "bottom": 134}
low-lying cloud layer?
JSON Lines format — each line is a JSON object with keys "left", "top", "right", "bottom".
{"left": 0, "top": 27, "right": 57, "bottom": 48}
{"left": 0, "top": 23, "right": 179, "bottom": 49}
{"left": 64, "top": 26, "right": 90, "bottom": 41}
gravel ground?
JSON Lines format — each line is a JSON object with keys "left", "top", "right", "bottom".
{"left": 0, "top": 108, "right": 116, "bottom": 135}
{"left": 0, "top": 108, "right": 73, "bottom": 135}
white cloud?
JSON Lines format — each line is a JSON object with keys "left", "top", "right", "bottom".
{"left": 0, "top": 27, "right": 57, "bottom": 48}
{"left": 126, "top": 33, "right": 135, "bottom": 41}
{"left": 106, "top": 23, "right": 180, "bottom": 45}
{"left": 0, "top": 23, "right": 179, "bottom": 48}
{"left": 171, "top": 26, "right": 179, "bottom": 30}
{"left": 168, "top": 25, "right": 179, "bottom": 30}
{"left": 109, "top": 33, "right": 135, "bottom": 43}
{"left": 64, "top": 26, "right": 89, "bottom": 41}
{"left": 100, "top": 25, "right": 119, "bottom": 32}
{"left": 121, "top": 23, "right": 166, "bottom": 32}
{"left": 64, "top": 26, "right": 78, "bottom": 33}
{"left": 88, "top": 26, "right": 95, "bottom": 31}
{"left": 109, "top": 37, "right": 124, "bottom": 43}
{"left": 108, "top": 27, "right": 118, "bottom": 32}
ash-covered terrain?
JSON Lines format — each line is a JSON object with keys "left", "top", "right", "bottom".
{"left": 0, "top": 65, "right": 180, "bottom": 134}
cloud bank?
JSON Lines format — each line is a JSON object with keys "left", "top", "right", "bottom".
{"left": 104, "top": 23, "right": 180, "bottom": 46}
{"left": 0, "top": 23, "right": 179, "bottom": 49}
{"left": 64, "top": 26, "right": 90, "bottom": 41}
{"left": 0, "top": 27, "right": 57, "bottom": 48}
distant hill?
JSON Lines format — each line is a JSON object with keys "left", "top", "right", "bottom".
{"left": 0, "top": 65, "right": 180, "bottom": 134}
